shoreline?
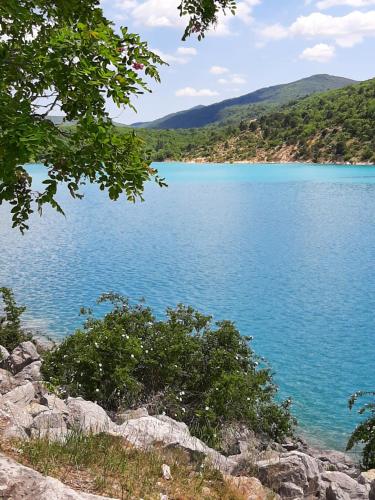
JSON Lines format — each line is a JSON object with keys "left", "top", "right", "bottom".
{"left": 158, "top": 160, "right": 375, "bottom": 167}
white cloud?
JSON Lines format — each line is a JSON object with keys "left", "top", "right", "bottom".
{"left": 317, "top": 0, "right": 375, "bottom": 9}
{"left": 115, "top": 0, "right": 260, "bottom": 35}
{"left": 218, "top": 74, "right": 247, "bottom": 84}
{"left": 126, "top": 0, "right": 185, "bottom": 27}
{"left": 153, "top": 46, "right": 197, "bottom": 65}
{"left": 175, "top": 87, "right": 219, "bottom": 97}
{"left": 210, "top": 65, "right": 229, "bottom": 74}
{"left": 176, "top": 47, "right": 197, "bottom": 55}
{"left": 259, "top": 23, "right": 289, "bottom": 40}
{"left": 290, "top": 10, "right": 375, "bottom": 46}
{"left": 260, "top": 10, "right": 375, "bottom": 48}
{"left": 300, "top": 43, "right": 336, "bottom": 61}
{"left": 152, "top": 48, "right": 189, "bottom": 64}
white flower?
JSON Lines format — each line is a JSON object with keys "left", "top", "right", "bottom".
{"left": 181, "top": 407, "right": 186, "bottom": 412}
{"left": 205, "top": 406, "right": 210, "bottom": 411}
{"left": 247, "top": 397, "right": 250, "bottom": 401}
{"left": 98, "top": 363, "right": 102, "bottom": 367}
{"left": 131, "top": 354, "right": 135, "bottom": 359}
{"left": 95, "top": 388, "right": 99, "bottom": 392}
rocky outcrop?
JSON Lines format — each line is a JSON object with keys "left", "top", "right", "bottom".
{"left": 224, "top": 474, "right": 277, "bottom": 500}
{"left": 0, "top": 454, "right": 115, "bottom": 499}
{"left": 111, "top": 413, "right": 238, "bottom": 474}
{"left": 1, "top": 341, "right": 40, "bottom": 374}
{"left": 257, "top": 450, "right": 323, "bottom": 498}
{"left": 322, "top": 471, "right": 369, "bottom": 499}
{"left": 0, "top": 340, "right": 372, "bottom": 499}
{"left": 0, "top": 345, "right": 9, "bottom": 361}
{"left": 67, "top": 397, "right": 114, "bottom": 433}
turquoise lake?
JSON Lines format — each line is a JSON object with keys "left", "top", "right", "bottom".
{"left": 0, "top": 162, "right": 374, "bottom": 450}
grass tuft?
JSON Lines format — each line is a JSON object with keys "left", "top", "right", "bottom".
{"left": 2, "top": 432, "right": 244, "bottom": 499}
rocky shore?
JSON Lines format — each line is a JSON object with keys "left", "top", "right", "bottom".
{"left": 0, "top": 340, "right": 374, "bottom": 499}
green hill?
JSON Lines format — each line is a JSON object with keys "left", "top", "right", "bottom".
{"left": 132, "top": 74, "right": 357, "bottom": 129}
{"left": 126, "top": 78, "right": 374, "bottom": 164}
{"left": 179, "top": 78, "right": 375, "bottom": 164}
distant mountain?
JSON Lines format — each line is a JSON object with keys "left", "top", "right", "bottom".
{"left": 133, "top": 74, "right": 357, "bottom": 130}
{"left": 45, "top": 116, "right": 128, "bottom": 127}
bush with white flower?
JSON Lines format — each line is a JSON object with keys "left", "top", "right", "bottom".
{"left": 42, "top": 293, "right": 295, "bottom": 447}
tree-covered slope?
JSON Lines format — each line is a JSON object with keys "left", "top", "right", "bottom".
{"left": 133, "top": 74, "right": 357, "bottom": 129}
{"left": 128, "top": 78, "right": 374, "bottom": 164}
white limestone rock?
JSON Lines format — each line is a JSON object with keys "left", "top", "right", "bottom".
{"left": 4, "top": 341, "right": 40, "bottom": 374}
{"left": 257, "top": 450, "right": 323, "bottom": 498}
{"left": 0, "top": 345, "right": 9, "bottom": 362}
{"left": 0, "top": 399, "right": 33, "bottom": 439}
{"left": 112, "top": 414, "right": 237, "bottom": 474}
{"left": 0, "top": 453, "right": 116, "bottom": 499}
{"left": 66, "top": 397, "right": 113, "bottom": 433}
{"left": 322, "top": 471, "right": 368, "bottom": 500}
{"left": 15, "top": 360, "right": 42, "bottom": 383}
{"left": 2, "top": 381, "right": 35, "bottom": 407}
{"left": 31, "top": 410, "right": 68, "bottom": 440}
{"left": 0, "top": 368, "right": 19, "bottom": 395}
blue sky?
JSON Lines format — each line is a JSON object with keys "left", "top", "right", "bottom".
{"left": 100, "top": 0, "right": 375, "bottom": 123}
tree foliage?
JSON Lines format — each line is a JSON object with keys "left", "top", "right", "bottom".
{"left": 347, "top": 391, "right": 375, "bottom": 470}
{"left": 42, "top": 293, "right": 295, "bottom": 447}
{"left": 0, "top": 0, "right": 236, "bottom": 231}
{"left": 0, "top": 287, "right": 31, "bottom": 352}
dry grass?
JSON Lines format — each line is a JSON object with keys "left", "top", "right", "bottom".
{"left": 1, "top": 432, "right": 245, "bottom": 499}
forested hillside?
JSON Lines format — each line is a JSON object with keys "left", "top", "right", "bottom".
{"left": 133, "top": 74, "right": 356, "bottom": 129}
{"left": 129, "top": 78, "right": 374, "bottom": 164}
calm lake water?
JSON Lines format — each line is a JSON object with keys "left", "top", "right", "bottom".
{"left": 1, "top": 162, "right": 374, "bottom": 450}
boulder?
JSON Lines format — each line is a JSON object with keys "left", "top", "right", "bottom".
{"left": 66, "top": 397, "right": 113, "bottom": 433}
{"left": 370, "top": 481, "right": 375, "bottom": 500}
{"left": 2, "top": 381, "right": 35, "bottom": 407}
{"left": 257, "top": 450, "right": 322, "bottom": 498}
{"left": 305, "top": 446, "right": 360, "bottom": 478}
{"left": 278, "top": 481, "right": 304, "bottom": 498}
{"left": 0, "top": 400, "right": 33, "bottom": 438}
{"left": 112, "top": 414, "right": 237, "bottom": 474}
{"left": 25, "top": 401, "right": 50, "bottom": 418}
{"left": 3, "top": 341, "right": 40, "bottom": 374}
{"left": 224, "top": 475, "right": 273, "bottom": 500}
{"left": 116, "top": 406, "right": 149, "bottom": 424}
{"left": 44, "top": 393, "right": 69, "bottom": 415}
{"left": 0, "top": 345, "right": 9, "bottom": 361}
{"left": 15, "top": 360, "right": 42, "bottom": 383}
{"left": 326, "top": 482, "right": 351, "bottom": 500}
{"left": 0, "top": 368, "right": 19, "bottom": 395}
{"left": 32, "top": 335, "right": 56, "bottom": 354}
{"left": 0, "top": 453, "right": 116, "bottom": 499}
{"left": 321, "top": 471, "right": 368, "bottom": 499}
{"left": 358, "top": 468, "right": 375, "bottom": 489}
{"left": 31, "top": 411, "right": 68, "bottom": 440}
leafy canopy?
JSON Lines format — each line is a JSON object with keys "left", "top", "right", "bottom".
{"left": 347, "top": 391, "right": 375, "bottom": 470}
{"left": 0, "top": 287, "right": 31, "bottom": 352}
{"left": 0, "top": 0, "right": 235, "bottom": 231}
{"left": 42, "top": 293, "right": 295, "bottom": 447}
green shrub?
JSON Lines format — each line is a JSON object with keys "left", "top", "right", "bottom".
{"left": 0, "top": 287, "right": 31, "bottom": 352}
{"left": 42, "top": 293, "right": 295, "bottom": 446}
{"left": 346, "top": 391, "right": 375, "bottom": 470}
